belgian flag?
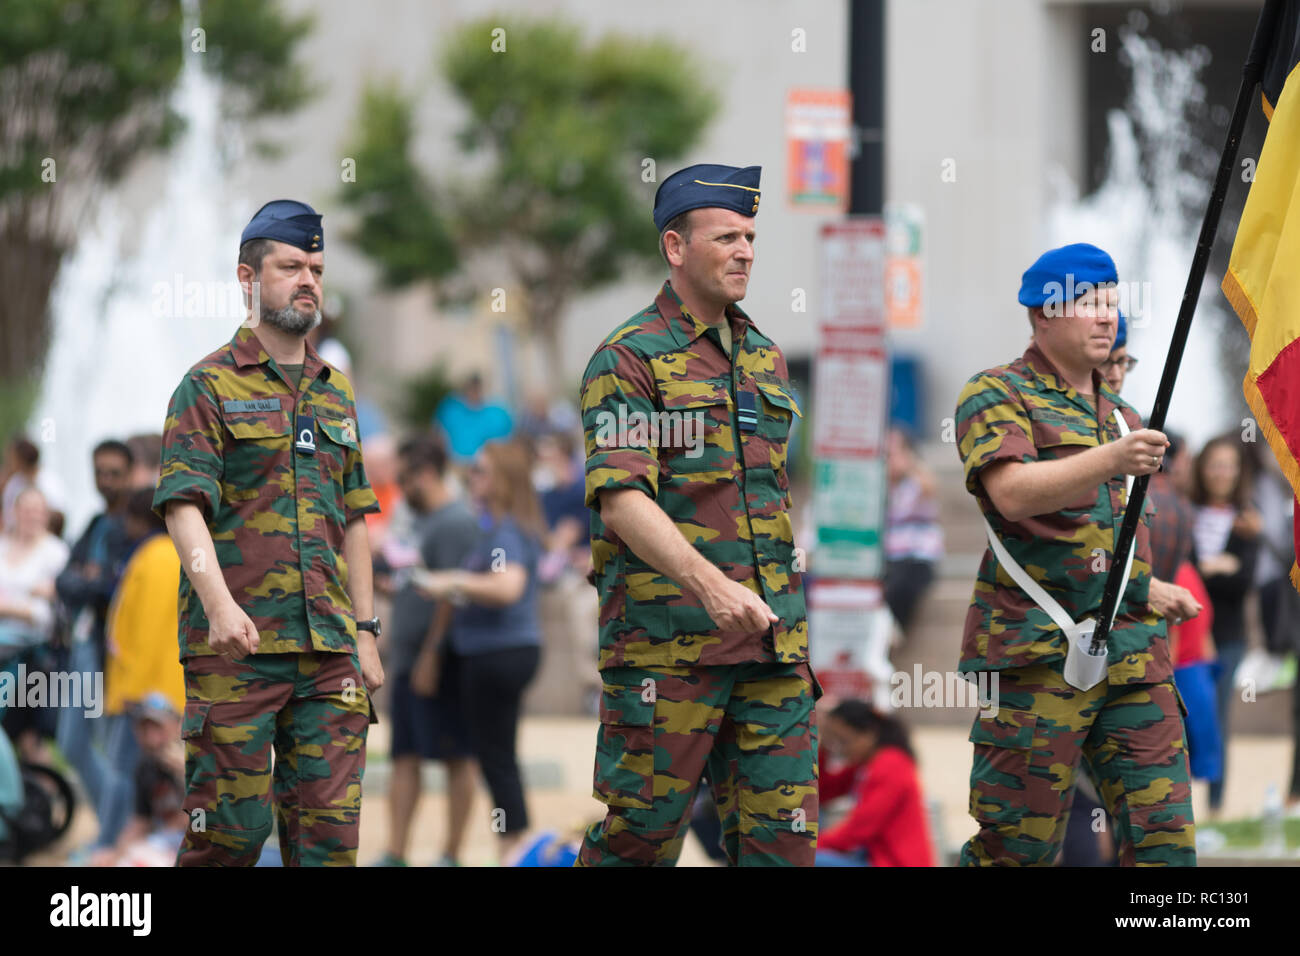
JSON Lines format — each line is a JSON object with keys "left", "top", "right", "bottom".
{"left": 1222, "top": 0, "right": 1300, "bottom": 589}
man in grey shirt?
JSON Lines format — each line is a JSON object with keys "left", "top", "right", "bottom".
{"left": 372, "top": 433, "right": 481, "bottom": 867}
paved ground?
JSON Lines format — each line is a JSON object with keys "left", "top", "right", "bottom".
{"left": 27, "top": 713, "right": 1297, "bottom": 867}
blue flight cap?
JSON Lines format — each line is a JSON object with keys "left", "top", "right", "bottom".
{"left": 240, "top": 199, "right": 323, "bottom": 253}
{"left": 653, "top": 164, "right": 761, "bottom": 232}
{"left": 1018, "top": 242, "right": 1118, "bottom": 310}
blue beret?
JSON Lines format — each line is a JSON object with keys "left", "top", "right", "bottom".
{"left": 653, "top": 164, "right": 761, "bottom": 232}
{"left": 1113, "top": 311, "right": 1127, "bottom": 350}
{"left": 241, "top": 199, "right": 323, "bottom": 253}
{"left": 1018, "top": 242, "right": 1118, "bottom": 309}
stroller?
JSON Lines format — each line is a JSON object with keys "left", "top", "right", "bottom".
{"left": 0, "top": 642, "right": 78, "bottom": 863}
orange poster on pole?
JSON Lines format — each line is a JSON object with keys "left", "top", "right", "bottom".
{"left": 786, "top": 88, "right": 852, "bottom": 209}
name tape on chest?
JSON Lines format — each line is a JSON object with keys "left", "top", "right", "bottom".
{"left": 223, "top": 398, "right": 281, "bottom": 414}
{"left": 749, "top": 371, "right": 790, "bottom": 389}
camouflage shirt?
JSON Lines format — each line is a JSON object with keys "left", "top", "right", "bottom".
{"left": 153, "top": 325, "right": 380, "bottom": 659}
{"left": 955, "top": 341, "right": 1169, "bottom": 685}
{"left": 580, "top": 280, "right": 806, "bottom": 670}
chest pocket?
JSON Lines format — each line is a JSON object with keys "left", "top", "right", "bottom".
{"left": 317, "top": 417, "right": 359, "bottom": 505}
{"left": 742, "top": 380, "right": 801, "bottom": 475}
{"left": 657, "top": 383, "right": 732, "bottom": 476}
{"left": 1027, "top": 405, "right": 1097, "bottom": 459}
{"left": 221, "top": 408, "right": 289, "bottom": 500}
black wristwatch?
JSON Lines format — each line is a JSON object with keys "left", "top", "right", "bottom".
{"left": 356, "top": 617, "right": 382, "bottom": 638}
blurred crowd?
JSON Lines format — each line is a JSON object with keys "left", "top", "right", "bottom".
{"left": 3, "top": 328, "right": 1297, "bottom": 868}
{"left": 0, "top": 332, "right": 598, "bottom": 866}
{"left": 0, "top": 431, "right": 186, "bottom": 865}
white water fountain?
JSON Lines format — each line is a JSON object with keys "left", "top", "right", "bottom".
{"left": 30, "top": 29, "right": 246, "bottom": 538}
{"left": 1046, "top": 25, "right": 1237, "bottom": 450}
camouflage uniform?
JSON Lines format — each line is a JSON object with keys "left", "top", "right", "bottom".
{"left": 575, "top": 281, "right": 819, "bottom": 867}
{"left": 153, "top": 324, "right": 380, "bottom": 866}
{"left": 954, "top": 341, "right": 1195, "bottom": 866}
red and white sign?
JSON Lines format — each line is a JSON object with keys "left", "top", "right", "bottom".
{"left": 819, "top": 220, "right": 886, "bottom": 333}
{"left": 813, "top": 220, "right": 889, "bottom": 459}
{"left": 807, "top": 579, "right": 894, "bottom": 703}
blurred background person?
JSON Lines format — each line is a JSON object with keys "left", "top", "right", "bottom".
{"left": 1240, "top": 443, "right": 1300, "bottom": 815}
{"left": 360, "top": 433, "right": 401, "bottom": 548}
{"left": 529, "top": 429, "right": 600, "bottom": 714}
{"left": 96, "top": 487, "right": 184, "bottom": 853}
{"left": 1241, "top": 443, "right": 1299, "bottom": 691}
{"left": 1103, "top": 325, "right": 1201, "bottom": 626}
{"left": 53, "top": 438, "right": 134, "bottom": 836}
{"left": 124, "top": 433, "right": 163, "bottom": 491}
{"left": 1168, "top": 557, "right": 1223, "bottom": 794}
{"left": 533, "top": 431, "right": 588, "bottom": 583}
{"left": 0, "top": 435, "right": 66, "bottom": 537}
{"left": 1141, "top": 430, "right": 1223, "bottom": 817}
{"left": 434, "top": 373, "right": 513, "bottom": 464}
{"left": 1190, "top": 433, "right": 1261, "bottom": 818}
{"left": 515, "top": 388, "right": 581, "bottom": 444}
{"left": 816, "top": 699, "right": 934, "bottom": 866}
{"left": 882, "top": 427, "right": 943, "bottom": 638}
{"left": 372, "top": 432, "right": 481, "bottom": 867}
{"left": 308, "top": 310, "right": 391, "bottom": 441}
{"left": 412, "top": 439, "right": 543, "bottom": 863}
{"left": 0, "top": 487, "right": 69, "bottom": 764}
{"left": 90, "top": 692, "right": 187, "bottom": 867}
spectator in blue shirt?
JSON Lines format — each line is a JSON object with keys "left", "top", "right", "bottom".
{"left": 412, "top": 438, "right": 543, "bottom": 862}
{"left": 434, "top": 373, "right": 514, "bottom": 462}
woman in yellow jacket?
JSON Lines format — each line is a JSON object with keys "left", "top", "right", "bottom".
{"left": 97, "top": 488, "right": 183, "bottom": 850}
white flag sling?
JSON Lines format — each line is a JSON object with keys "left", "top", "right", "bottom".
{"left": 980, "top": 409, "right": 1134, "bottom": 691}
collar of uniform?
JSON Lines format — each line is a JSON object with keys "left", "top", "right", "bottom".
{"left": 1022, "top": 340, "right": 1106, "bottom": 401}
{"left": 229, "top": 324, "right": 330, "bottom": 385}
{"left": 656, "top": 280, "right": 753, "bottom": 349}
{"left": 1022, "top": 340, "right": 1123, "bottom": 430}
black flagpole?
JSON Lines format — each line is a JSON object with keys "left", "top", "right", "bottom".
{"left": 1091, "top": 0, "right": 1285, "bottom": 652}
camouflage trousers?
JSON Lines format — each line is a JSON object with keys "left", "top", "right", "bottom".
{"left": 960, "top": 657, "right": 1196, "bottom": 866}
{"left": 176, "top": 651, "right": 374, "bottom": 866}
{"left": 575, "top": 660, "right": 820, "bottom": 867}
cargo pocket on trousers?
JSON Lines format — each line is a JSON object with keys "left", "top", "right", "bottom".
{"left": 967, "top": 705, "right": 1037, "bottom": 823}
{"left": 592, "top": 679, "right": 657, "bottom": 811}
{"left": 181, "top": 699, "right": 211, "bottom": 742}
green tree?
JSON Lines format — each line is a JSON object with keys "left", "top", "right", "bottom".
{"left": 339, "top": 17, "right": 717, "bottom": 386}
{"left": 0, "top": 0, "right": 314, "bottom": 442}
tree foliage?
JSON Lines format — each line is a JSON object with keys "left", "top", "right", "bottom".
{"left": 342, "top": 17, "right": 717, "bottom": 381}
{"left": 0, "top": 0, "right": 314, "bottom": 442}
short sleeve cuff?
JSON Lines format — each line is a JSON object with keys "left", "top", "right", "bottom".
{"left": 584, "top": 448, "right": 659, "bottom": 509}
{"left": 963, "top": 442, "right": 1037, "bottom": 496}
{"left": 345, "top": 489, "right": 382, "bottom": 524}
{"left": 153, "top": 472, "right": 220, "bottom": 524}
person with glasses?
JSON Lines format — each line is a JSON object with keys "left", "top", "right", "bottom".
{"left": 954, "top": 243, "right": 1194, "bottom": 866}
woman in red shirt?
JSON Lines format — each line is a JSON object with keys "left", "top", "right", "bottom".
{"left": 817, "top": 700, "right": 935, "bottom": 866}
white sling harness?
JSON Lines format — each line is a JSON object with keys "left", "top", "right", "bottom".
{"left": 981, "top": 409, "right": 1134, "bottom": 691}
